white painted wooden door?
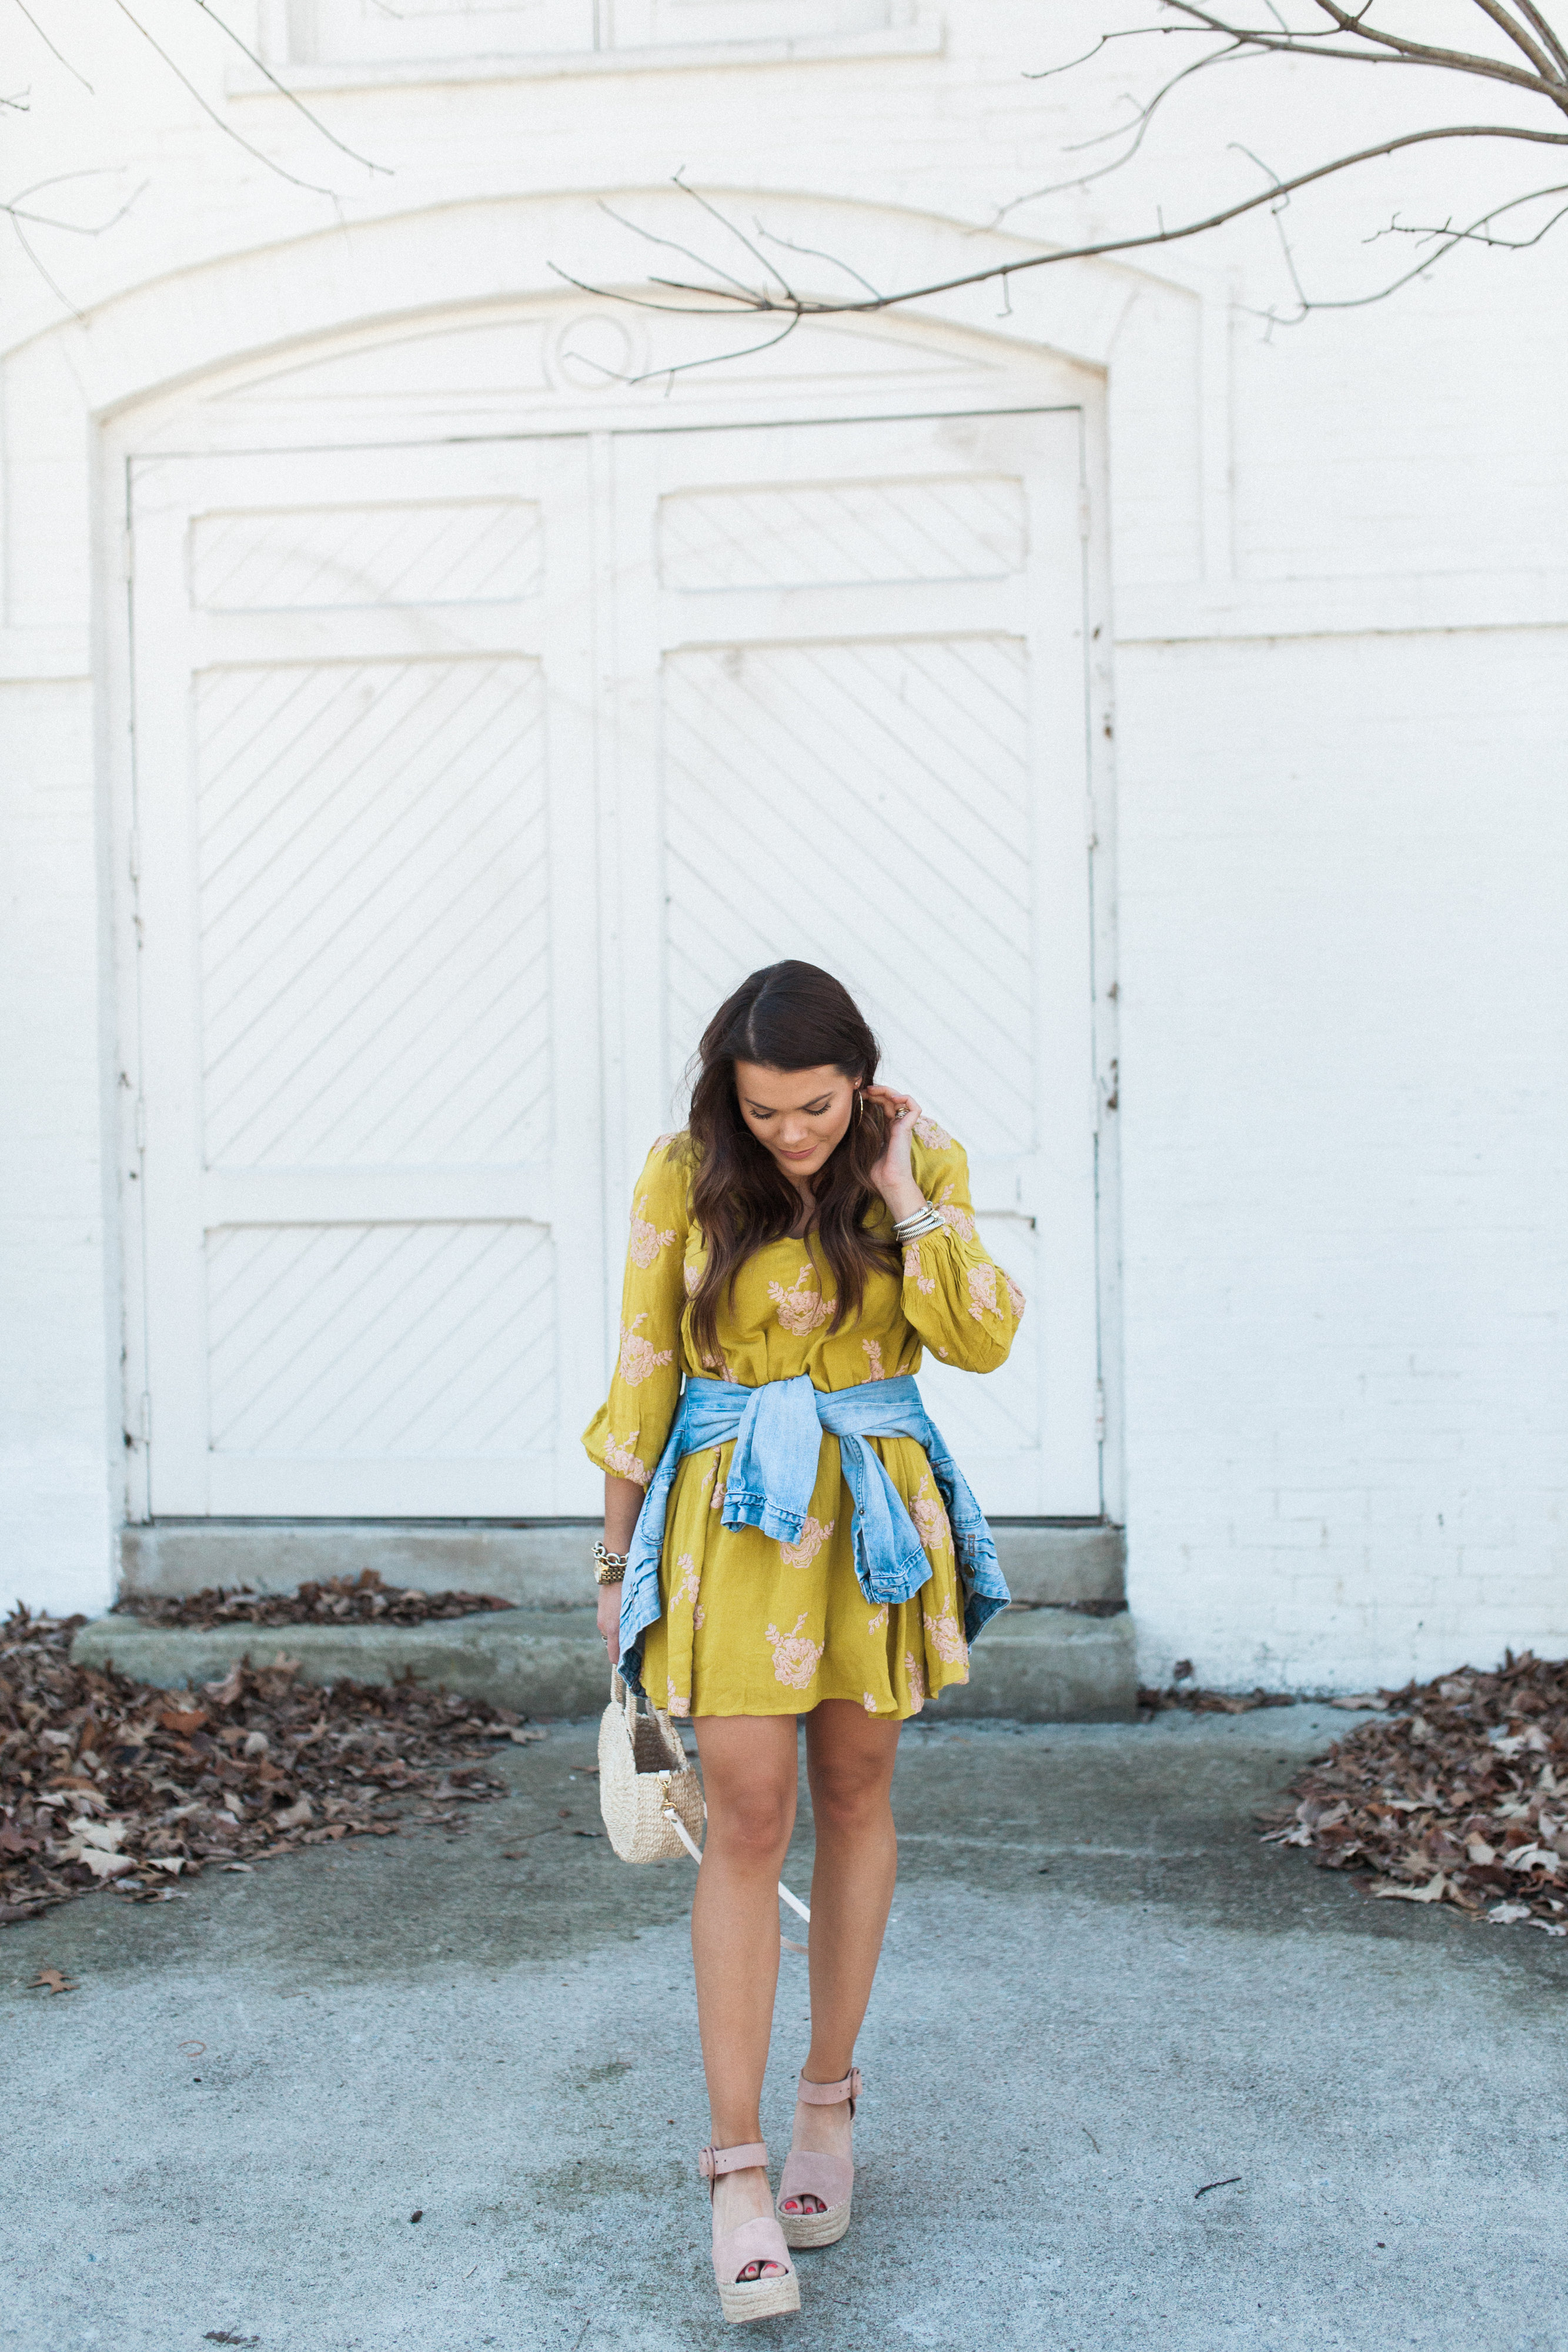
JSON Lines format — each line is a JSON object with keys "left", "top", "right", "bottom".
{"left": 129, "top": 439, "right": 604, "bottom": 1515}
{"left": 606, "top": 409, "right": 1101, "bottom": 1514}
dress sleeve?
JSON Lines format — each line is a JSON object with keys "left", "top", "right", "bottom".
{"left": 898, "top": 1123, "right": 1026, "bottom": 1375}
{"left": 581, "top": 1137, "right": 690, "bottom": 1489}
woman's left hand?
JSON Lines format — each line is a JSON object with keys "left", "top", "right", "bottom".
{"left": 862, "top": 1085, "right": 926, "bottom": 1222}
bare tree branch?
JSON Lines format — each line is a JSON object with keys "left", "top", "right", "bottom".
{"left": 571, "top": 122, "right": 1568, "bottom": 324}
{"left": 1514, "top": 1, "right": 1568, "bottom": 78}
{"left": 1293, "top": 0, "right": 1568, "bottom": 108}
{"left": 1, "top": 171, "right": 149, "bottom": 319}
{"left": 1466, "top": 0, "right": 1564, "bottom": 83}
{"left": 567, "top": 1, "right": 1568, "bottom": 348}
{"left": 8, "top": 0, "right": 93, "bottom": 91}
{"left": 102, "top": 0, "right": 340, "bottom": 196}
{"left": 3, "top": 169, "right": 146, "bottom": 235}
{"left": 185, "top": 0, "right": 391, "bottom": 174}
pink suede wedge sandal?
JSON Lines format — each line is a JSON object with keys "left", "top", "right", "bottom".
{"left": 699, "top": 2140, "right": 801, "bottom": 2324}
{"left": 775, "top": 2067, "right": 862, "bottom": 2249}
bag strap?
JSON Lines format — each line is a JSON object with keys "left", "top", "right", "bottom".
{"left": 614, "top": 1667, "right": 684, "bottom": 1760}
{"left": 660, "top": 1791, "right": 811, "bottom": 1928}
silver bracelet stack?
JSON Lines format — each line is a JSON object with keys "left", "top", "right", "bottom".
{"left": 892, "top": 1200, "right": 944, "bottom": 1244}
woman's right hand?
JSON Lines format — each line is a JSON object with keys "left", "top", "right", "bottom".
{"left": 597, "top": 1581, "right": 622, "bottom": 1667}
{"left": 599, "top": 1473, "right": 642, "bottom": 1672}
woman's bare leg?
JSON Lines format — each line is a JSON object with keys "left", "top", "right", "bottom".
{"left": 781, "top": 1702, "right": 901, "bottom": 2210}
{"left": 690, "top": 1713, "right": 800, "bottom": 2274}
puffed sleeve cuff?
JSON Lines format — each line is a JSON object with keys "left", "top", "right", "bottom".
{"left": 581, "top": 1404, "right": 654, "bottom": 1488}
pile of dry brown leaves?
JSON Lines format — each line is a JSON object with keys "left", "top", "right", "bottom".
{"left": 0, "top": 1605, "right": 536, "bottom": 1927}
{"left": 1258, "top": 1651, "right": 1568, "bottom": 1935}
{"left": 118, "top": 1567, "right": 513, "bottom": 1628}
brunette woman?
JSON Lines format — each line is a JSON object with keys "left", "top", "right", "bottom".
{"left": 582, "top": 961, "right": 1022, "bottom": 2323}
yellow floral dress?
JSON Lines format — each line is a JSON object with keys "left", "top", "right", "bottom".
{"left": 581, "top": 1120, "right": 1024, "bottom": 1721}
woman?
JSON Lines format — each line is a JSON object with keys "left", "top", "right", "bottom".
{"left": 582, "top": 961, "right": 1021, "bottom": 2323}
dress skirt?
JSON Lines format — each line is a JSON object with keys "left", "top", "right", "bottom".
{"left": 636, "top": 1431, "right": 972, "bottom": 1722}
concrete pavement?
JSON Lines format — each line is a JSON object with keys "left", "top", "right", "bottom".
{"left": 7, "top": 1705, "right": 1567, "bottom": 2352}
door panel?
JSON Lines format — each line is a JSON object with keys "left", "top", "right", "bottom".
{"left": 131, "top": 440, "right": 601, "bottom": 1515}
{"left": 610, "top": 410, "right": 1101, "bottom": 1514}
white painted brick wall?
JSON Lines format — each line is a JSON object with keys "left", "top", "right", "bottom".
{"left": 1117, "top": 630, "right": 1568, "bottom": 1688}
{"left": 0, "top": 685, "right": 117, "bottom": 1618}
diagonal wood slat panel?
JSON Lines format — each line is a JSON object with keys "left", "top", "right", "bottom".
{"left": 207, "top": 1222, "right": 554, "bottom": 1458}
{"left": 663, "top": 633, "right": 1038, "bottom": 1474}
{"left": 661, "top": 637, "right": 1034, "bottom": 1157}
{"left": 658, "top": 475, "right": 1026, "bottom": 591}
{"left": 189, "top": 500, "right": 542, "bottom": 611}
{"left": 195, "top": 659, "right": 548, "bottom": 1167}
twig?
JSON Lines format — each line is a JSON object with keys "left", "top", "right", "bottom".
{"left": 103, "top": 0, "right": 340, "bottom": 197}
{"left": 186, "top": 0, "right": 390, "bottom": 174}
{"left": 1195, "top": 2175, "right": 1242, "bottom": 2197}
{"left": 8, "top": 0, "right": 92, "bottom": 90}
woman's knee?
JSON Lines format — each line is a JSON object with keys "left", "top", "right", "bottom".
{"left": 706, "top": 1783, "right": 795, "bottom": 1866}
{"left": 808, "top": 1759, "right": 894, "bottom": 1836}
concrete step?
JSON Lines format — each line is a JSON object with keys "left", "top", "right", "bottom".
{"left": 73, "top": 1599, "right": 1136, "bottom": 1723}
{"left": 120, "top": 1518, "right": 1126, "bottom": 1611}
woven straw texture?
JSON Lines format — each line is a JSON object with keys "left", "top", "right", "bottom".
{"left": 597, "top": 1672, "right": 705, "bottom": 1864}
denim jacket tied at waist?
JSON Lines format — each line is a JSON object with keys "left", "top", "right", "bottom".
{"left": 617, "top": 1372, "right": 1010, "bottom": 1690}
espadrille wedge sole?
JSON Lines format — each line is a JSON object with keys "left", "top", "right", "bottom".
{"left": 700, "top": 2140, "right": 800, "bottom": 2325}
{"left": 717, "top": 2266, "right": 802, "bottom": 2324}
{"left": 776, "top": 2067, "right": 862, "bottom": 2252}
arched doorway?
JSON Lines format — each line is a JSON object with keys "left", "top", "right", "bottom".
{"left": 116, "top": 294, "right": 1108, "bottom": 1524}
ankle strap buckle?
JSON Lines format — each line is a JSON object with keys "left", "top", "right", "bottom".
{"left": 698, "top": 2140, "right": 770, "bottom": 2183}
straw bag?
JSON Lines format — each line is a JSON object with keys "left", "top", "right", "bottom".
{"left": 597, "top": 1670, "right": 705, "bottom": 1864}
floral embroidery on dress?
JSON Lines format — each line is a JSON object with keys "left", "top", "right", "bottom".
{"left": 935, "top": 1184, "right": 977, "bottom": 1244}
{"left": 766, "top": 1613, "right": 824, "bottom": 1690}
{"left": 780, "top": 1515, "right": 835, "bottom": 1571}
{"left": 628, "top": 1193, "right": 677, "bottom": 1269}
{"left": 603, "top": 1432, "right": 649, "bottom": 1487}
{"left": 902, "top": 1241, "right": 936, "bottom": 1297}
{"left": 1003, "top": 1271, "right": 1027, "bottom": 1322}
{"left": 965, "top": 1262, "right": 999, "bottom": 1324}
{"left": 861, "top": 1338, "right": 887, "bottom": 1381}
{"left": 922, "top": 1594, "right": 969, "bottom": 1669}
{"left": 913, "top": 1114, "right": 953, "bottom": 1150}
{"left": 693, "top": 1604, "right": 706, "bottom": 1631}
{"left": 683, "top": 1257, "right": 702, "bottom": 1299}
{"left": 867, "top": 1602, "right": 889, "bottom": 1636}
{"left": 767, "top": 1263, "right": 835, "bottom": 1337}
{"left": 862, "top": 1691, "right": 878, "bottom": 1714}
{"left": 911, "top": 1480, "right": 953, "bottom": 1556}
{"left": 903, "top": 1650, "right": 927, "bottom": 1712}
{"left": 667, "top": 1688, "right": 691, "bottom": 1718}
{"left": 618, "top": 1312, "right": 674, "bottom": 1387}
{"left": 670, "top": 1552, "right": 701, "bottom": 1611}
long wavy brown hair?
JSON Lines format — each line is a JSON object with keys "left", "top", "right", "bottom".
{"left": 685, "top": 961, "right": 898, "bottom": 1367}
